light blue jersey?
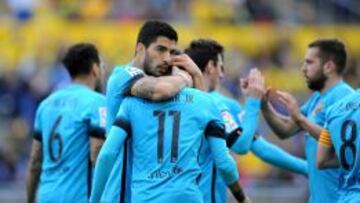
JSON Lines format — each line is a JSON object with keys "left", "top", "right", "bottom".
{"left": 102, "top": 63, "right": 144, "bottom": 203}
{"left": 91, "top": 88, "right": 239, "bottom": 203}
{"left": 207, "top": 91, "right": 307, "bottom": 203}
{"left": 33, "top": 83, "right": 106, "bottom": 203}
{"left": 324, "top": 90, "right": 360, "bottom": 202}
{"left": 300, "top": 80, "right": 354, "bottom": 203}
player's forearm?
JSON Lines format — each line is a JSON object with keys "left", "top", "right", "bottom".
{"left": 231, "top": 98, "right": 260, "bottom": 154}
{"left": 26, "top": 154, "right": 42, "bottom": 203}
{"left": 317, "top": 143, "right": 339, "bottom": 169}
{"left": 191, "top": 71, "right": 205, "bottom": 91}
{"left": 295, "top": 114, "right": 322, "bottom": 140}
{"left": 251, "top": 137, "right": 308, "bottom": 175}
{"left": 26, "top": 165, "right": 41, "bottom": 203}
{"left": 208, "top": 137, "right": 240, "bottom": 184}
{"left": 131, "top": 76, "right": 187, "bottom": 101}
{"left": 261, "top": 101, "right": 299, "bottom": 139}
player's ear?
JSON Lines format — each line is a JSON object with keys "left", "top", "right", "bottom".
{"left": 91, "top": 62, "right": 100, "bottom": 78}
{"left": 205, "top": 60, "right": 215, "bottom": 74}
{"left": 323, "top": 60, "right": 336, "bottom": 75}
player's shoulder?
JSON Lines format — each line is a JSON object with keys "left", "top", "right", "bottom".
{"left": 109, "top": 64, "right": 144, "bottom": 81}
{"left": 326, "top": 91, "right": 359, "bottom": 118}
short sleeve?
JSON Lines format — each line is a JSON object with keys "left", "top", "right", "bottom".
{"left": 112, "top": 98, "right": 131, "bottom": 135}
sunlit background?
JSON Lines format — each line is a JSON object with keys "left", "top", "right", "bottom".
{"left": 0, "top": 0, "right": 359, "bottom": 202}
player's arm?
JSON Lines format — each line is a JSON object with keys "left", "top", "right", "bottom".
{"left": 171, "top": 53, "right": 205, "bottom": 91}
{"left": 90, "top": 120, "right": 128, "bottom": 202}
{"left": 26, "top": 138, "right": 42, "bottom": 203}
{"left": 317, "top": 129, "right": 339, "bottom": 169}
{"left": 229, "top": 68, "right": 264, "bottom": 154}
{"left": 261, "top": 92, "right": 301, "bottom": 139}
{"left": 205, "top": 121, "right": 250, "bottom": 203}
{"left": 228, "top": 98, "right": 261, "bottom": 154}
{"left": 276, "top": 91, "right": 322, "bottom": 140}
{"left": 251, "top": 136, "right": 308, "bottom": 175}
{"left": 130, "top": 71, "right": 192, "bottom": 101}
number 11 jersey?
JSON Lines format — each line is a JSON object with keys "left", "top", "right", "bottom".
{"left": 33, "top": 83, "right": 106, "bottom": 203}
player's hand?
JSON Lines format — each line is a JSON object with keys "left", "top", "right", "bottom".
{"left": 172, "top": 66, "right": 193, "bottom": 87}
{"left": 277, "top": 90, "right": 302, "bottom": 121}
{"left": 171, "top": 54, "right": 202, "bottom": 78}
{"left": 241, "top": 68, "right": 265, "bottom": 99}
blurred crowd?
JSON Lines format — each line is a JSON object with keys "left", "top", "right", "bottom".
{"left": 0, "top": 1, "right": 359, "bottom": 202}
{"left": 1, "top": 0, "right": 359, "bottom": 23}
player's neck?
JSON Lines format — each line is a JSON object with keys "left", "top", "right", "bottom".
{"left": 320, "top": 75, "right": 342, "bottom": 94}
{"left": 203, "top": 76, "right": 211, "bottom": 92}
{"left": 72, "top": 76, "right": 95, "bottom": 90}
{"left": 132, "top": 56, "right": 144, "bottom": 70}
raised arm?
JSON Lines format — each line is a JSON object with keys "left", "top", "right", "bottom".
{"left": 251, "top": 136, "right": 308, "bottom": 175}
{"left": 229, "top": 69, "right": 264, "bottom": 154}
{"left": 90, "top": 123, "right": 128, "bottom": 202}
{"left": 26, "top": 139, "right": 42, "bottom": 203}
{"left": 229, "top": 98, "right": 261, "bottom": 154}
{"left": 317, "top": 129, "right": 339, "bottom": 169}
{"left": 261, "top": 91, "right": 301, "bottom": 139}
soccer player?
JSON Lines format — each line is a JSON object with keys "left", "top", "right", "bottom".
{"left": 101, "top": 20, "right": 203, "bottom": 203}
{"left": 317, "top": 89, "right": 360, "bottom": 203}
{"left": 91, "top": 87, "right": 250, "bottom": 203}
{"left": 26, "top": 43, "right": 106, "bottom": 203}
{"left": 261, "top": 39, "right": 354, "bottom": 203}
{"left": 185, "top": 39, "right": 308, "bottom": 203}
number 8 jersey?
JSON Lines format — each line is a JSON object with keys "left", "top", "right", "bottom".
{"left": 33, "top": 83, "right": 106, "bottom": 203}
{"left": 321, "top": 90, "right": 360, "bottom": 197}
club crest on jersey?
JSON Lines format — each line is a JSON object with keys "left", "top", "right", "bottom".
{"left": 125, "top": 66, "right": 144, "bottom": 77}
{"left": 98, "top": 107, "right": 107, "bottom": 127}
{"left": 221, "top": 111, "right": 238, "bottom": 133}
{"left": 312, "top": 102, "right": 324, "bottom": 115}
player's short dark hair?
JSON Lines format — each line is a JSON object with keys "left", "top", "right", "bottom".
{"left": 62, "top": 43, "right": 100, "bottom": 78}
{"left": 308, "top": 39, "right": 347, "bottom": 75}
{"left": 136, "top": 20, "right": 178, "bottom": 48}
{"left": 184, "top": 39, "right": 224, "bottom": 72}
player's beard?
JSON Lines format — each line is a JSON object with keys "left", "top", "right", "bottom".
{"left": 307, "top": 70, "right": 328, "bottom": 91}
{"left": 143, "top": 53, "right": 171, "bottom": 77}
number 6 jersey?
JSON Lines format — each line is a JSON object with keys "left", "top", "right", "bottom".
{"left": 33, "top": 83, "right": 106, "bottom": 203}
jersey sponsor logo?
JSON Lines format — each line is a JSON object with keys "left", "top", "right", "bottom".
{"left": 221, "top": 111, "right": 239, "bottom": 133}
{"left": 124, "top": 66, "right": 144, "bottom": 77}
{"left": 98, "top": 107, "right": 107, "bottom": 128}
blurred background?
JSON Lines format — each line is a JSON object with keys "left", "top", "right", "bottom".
{"left": 0, "top": 0, "right": 359, "bottom": 202}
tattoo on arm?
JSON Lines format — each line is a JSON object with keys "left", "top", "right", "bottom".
{"left": 131, "top": 77, "right": 157, "bottom": 99}
{"left": 27, "top": 140, "right": 42, "bottom": 203}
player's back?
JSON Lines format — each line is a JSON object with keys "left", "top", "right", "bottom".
{"left": 124, "top": 88, "right": 220, "bottom": 203}
{"left": 325, "top": 90, "right": 360, "bottom": 194}
{"left": 35, "top": 83, "right": 105, "bottom": 203}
